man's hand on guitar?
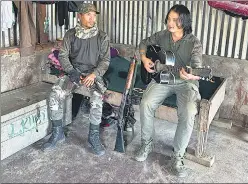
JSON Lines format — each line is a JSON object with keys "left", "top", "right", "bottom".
{"left": 180, "top": 68, "right": 200, "bottom": 81}
{"left": 142, "top": 56, "right": 155, "bottom": 73}
{"left": 81, "top": 73, "right": 96, "bottom": 87}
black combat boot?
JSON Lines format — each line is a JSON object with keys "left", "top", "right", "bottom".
{"left": 43, "top": 120, "right": 65, "bottom": 151}
{"left": 88, "top": 124, "right": 105, "bottom": 156}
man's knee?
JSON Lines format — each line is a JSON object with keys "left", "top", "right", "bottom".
{"left": 48, "top": 87, "right": 65, "bottom": 120}
{"left": 178, "top": 102, "right": 198, "bottom": 126}
{"left": 90, "top": 91, "right": 103, "bottom": 115}
{"left": 140, "top": 97, "right": 157, "bottom": 112}
{"left": 180, "top": 101, "right": 198, "bottom": 114}
{"left": 48, "top": 90, "right": 60, "bottom": 111}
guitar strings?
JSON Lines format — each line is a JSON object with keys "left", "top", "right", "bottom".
{"left": 171, "top": 72, "right": 176, "bottom": 84}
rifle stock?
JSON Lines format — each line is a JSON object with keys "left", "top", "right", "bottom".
{"left": 114, "top": 56, "right": 137, "bottom": 153}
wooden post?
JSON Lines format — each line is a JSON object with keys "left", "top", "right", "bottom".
{"left": 36, "top": 3, "right": 48, "bottom": 44}
{"left": 245, "top": 115, "right": 248, "bottom": 129}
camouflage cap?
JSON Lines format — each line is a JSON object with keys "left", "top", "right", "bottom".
{"left": 78, "top": 3, "right": 100, "bottom": 14}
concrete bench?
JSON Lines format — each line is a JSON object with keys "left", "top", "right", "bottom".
{"left": 0, "top": 44, "right": 135, "bottom": 160}
{"left": 0, "top": 82, "right": 72, "bottom": 160}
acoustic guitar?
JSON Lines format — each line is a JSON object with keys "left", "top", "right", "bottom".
{"left": 140, "top": 45, "right": 213, "bottom": 84}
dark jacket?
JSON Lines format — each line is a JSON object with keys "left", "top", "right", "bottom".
{"left": 59, "top": 28, "right": 110, "bottom": 77}
{"left": 139, "top": 30, "right": 203, "bottom": 86}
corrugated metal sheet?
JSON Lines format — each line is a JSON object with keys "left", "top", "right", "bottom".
{"left": 46, "top": 1, "right": 94, "bottom": 40}
{"left": 95, "top": 1, "right": 248, "bottom": 60}
{"left": 1, "top": 1, "right": 247, "bottom": 60}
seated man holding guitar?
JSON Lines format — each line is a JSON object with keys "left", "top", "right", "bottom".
{"left": 135, "top": 4, "right": 204, "bottom": 178}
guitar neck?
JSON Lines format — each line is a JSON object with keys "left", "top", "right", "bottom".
{"left": 156, "top": 64, "right": 182, "bottom": 73}
{"left": 157, "top": 64, "right": 207, "bottom": 77}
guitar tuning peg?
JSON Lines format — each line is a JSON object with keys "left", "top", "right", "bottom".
{"left": 207, "top": 66, "right": 210, "bottom": 68}
{"left": 206, "top": 78, "right": 209, "bottom": 81}
{"left": 202, "top": 77, "right": 205, "bottom": 80}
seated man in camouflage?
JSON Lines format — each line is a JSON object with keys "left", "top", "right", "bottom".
{"left": 43, "top": 3, "right": 110, "bottom": 156}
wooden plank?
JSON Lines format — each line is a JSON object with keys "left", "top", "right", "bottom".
{"left": 185, "top": 147, "right": 215, "bottom": 167}
{"left": 212, "top": 118, "right": 232, "bottom": 129}
{"left": 208, "top": 78, "right": 227, "bottom": 126}
{"left": 196, "top": 99, "right": 210, "bottom": 157}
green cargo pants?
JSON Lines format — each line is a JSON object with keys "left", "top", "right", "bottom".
{"left": 140, "top": 79, "right": 201, "bottom": 156}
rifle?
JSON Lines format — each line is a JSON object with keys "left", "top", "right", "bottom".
{"left": 114, "top": 55, "right": 137, "bottom": 153}
{"left": 46, "top": 49, "right": 107, "bottom": 94}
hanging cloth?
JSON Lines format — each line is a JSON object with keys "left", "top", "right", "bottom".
{"left": 57, "top": 1, "right": 69, "bottom": 29}
{"left": 1, "top": 1, "right": 15, "bottom": 32}
{"left": 208, "top": 1, "right": 248, "bottom": 19}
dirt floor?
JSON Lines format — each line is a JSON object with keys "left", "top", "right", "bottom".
{"left": 2, "top": 106, "right": 248, "bottom": 183}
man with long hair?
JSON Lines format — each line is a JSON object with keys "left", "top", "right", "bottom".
{"left": 42, "top": 3, "right": 110, "bottom": 156}
{"left": 135, "top": 4, "right": 202, "bottom": 177}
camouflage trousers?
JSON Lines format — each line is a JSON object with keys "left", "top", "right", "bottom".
{"left": 48, "top": 75, "right": 105, "bottom": 125}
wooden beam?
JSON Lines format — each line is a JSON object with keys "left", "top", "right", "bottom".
{"left": 36, "top": 3, "right": 48, "bottom": 43}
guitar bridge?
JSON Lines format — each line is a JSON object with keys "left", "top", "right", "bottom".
{"left": 159, "top": 71, "right": 170, "bottom": 84}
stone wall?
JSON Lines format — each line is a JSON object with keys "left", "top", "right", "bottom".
{"left": 0, "top": 46, "right": 51, "bottom": 93}
{"left": 202, "top": 55, "right": 248, "bottom": 127}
